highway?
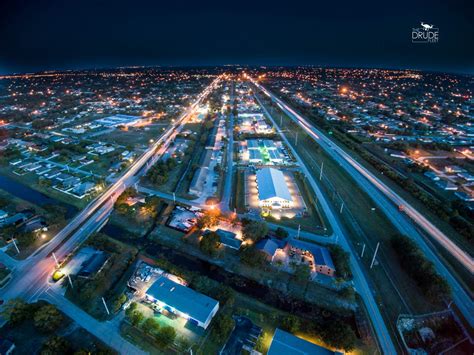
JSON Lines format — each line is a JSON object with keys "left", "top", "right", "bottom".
{"left": 255, "top": 93, "right": 397, "bottom": 354}
{"left": 0, "top": 77, "right": 220, "bottom": 353}
{"left": 250, "top": 78, "right": 474, "bottom": 328}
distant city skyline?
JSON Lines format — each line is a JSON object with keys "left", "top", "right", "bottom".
{"left": 1, "top": 0, "right": 472, "bottom": 75}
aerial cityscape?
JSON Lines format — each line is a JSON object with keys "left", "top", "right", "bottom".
{"left": 0, "top": 1, "right": 472, "bottom": 355}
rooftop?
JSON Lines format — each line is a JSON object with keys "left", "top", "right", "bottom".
{"left": 290, "top": 239, "right": 335, "bottom": 270}
{"left": 215, "top": 228, "right": 242, "bottom": 249}
{"left": 146, "top": 276, "right": 219, "bottom": 325}
{"left": 268, "top": 328, "right": 338, "bottom": 355}
{"left": 256, "top": 167, "right": 292, "bottom": 202}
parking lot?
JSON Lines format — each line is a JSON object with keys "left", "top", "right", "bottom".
{"left": 220, "top": 316, "right": 262, "bottom": 355}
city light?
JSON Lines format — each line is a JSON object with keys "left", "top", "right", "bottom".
{"left": 0, "top": 10, "right": 471, "bottom": 354}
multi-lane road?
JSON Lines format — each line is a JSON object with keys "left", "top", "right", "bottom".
{"left": 250, "top": 78, "right": 474, "bottom": 328}
{"left": 220, "top": 83, "right": 235, "bottom": 213}
{"left": 255, "top": 93, "right": 397, "bottom": 354}
{"left": 0, "top": 77, "right": 220, "bottom": 352}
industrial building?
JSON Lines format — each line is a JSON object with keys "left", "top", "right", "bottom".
{"left": 249, "top": 149, "right": 264, "bottom": 164}
{"left": 95, "top": 114, "right": 142, "bottom": 128}
{"left": 145, "top": 276, "right": 219, "bottom": 329}
{"left": 268, "top": 149, "right": 284, "bottom": 164}
{"left": 256, "top": 167, "right": 293, "bottom": 208}
{"left": 268, "top": 329, "right": 341, "bottom": 355}
{"left": 243, "top": 139, "right": 286, "bottom": 165}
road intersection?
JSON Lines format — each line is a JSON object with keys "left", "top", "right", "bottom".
{"left": 0, "top": 77, "right": 221, "bottom": 353}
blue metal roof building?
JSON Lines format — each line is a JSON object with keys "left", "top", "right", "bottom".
{"left": 256, "top": 167, "right": 293, "bottom": 207}
{"left": 268, "top": 329, "right": 341, "bottom": 355}
{"left": 215, "top": 229, "right": 242, "bottom": 250}
{"left": 146, "top": 276, "right": 219, "bottom": 329}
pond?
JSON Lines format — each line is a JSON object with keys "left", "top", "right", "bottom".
{"left": 0, "top": 174, "right": 78, "bottom": 218}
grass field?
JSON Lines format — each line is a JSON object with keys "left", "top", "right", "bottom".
{"left": 231, "top": 169, "right": 246, "bottom": 213}
{"left": 270, "top": 94, "right": 474, "bottom": 293}
{"left": 267, "top": 171, "right": 332, "bottom": 235}
{"left": 102, "top": 124, "right": 169, "bottom": 148}
{"left": 358, "top": 145, "right": 474, "bottom": 290}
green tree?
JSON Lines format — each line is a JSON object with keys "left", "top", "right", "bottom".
{"left": 142, "top": 317, "right": 160, "bottom": 335}
{"left": 111, "top": 293, "right": 127, "bottom": 313}
{"left": 176, "top": 336, "right": 192, "bottom": 352}
{"left": 280, "top": 315, "right": 301, "bottom": 333}
{"left": 328, "top": 245, "right": 352, "bottom": 280}
{"left": 41, "top": 336, "right": 70, "bottom": 354}
{"left": 129, "top": 311, "right": 144, "bottom": 326}
{"left": 242, "top": 219, "right": 268, "bottom": 243}
{"left": 340, "top": 286, "right": 355, "bottom": 300}
{"left": 0, "top": 299, "right": 32, "bottom": 325}
{"left": 200, "top": 231, "right": 221, "bottom": 256}
{"left": 391, "top": 234, "right": 451, "bottom": 302}
{"left": 275, "top": 227, "right": 289, "bottom": 239}
{"left": 292, "top": 263, "right": 311, "bottom": 283}
{"left": 196, "top": 210, "right": 220, "bottom": 229}
{"left": 114, "top": 187, "right": 137, "bottom": 215}
{"left": 211, "top": 313, "right": 234, "bottom": 340}
{"left": 320, "top": 320, "right": 356, "bottom": 351}
{"left": 214, "top": 286, "right": 235, "bottom": 307}
{"left": 34, "top": 304, "right": 64, "bottom": 333}
{"left": 239, "top": 246, "right": 268, "bottom": 267}
{"left": 16, "top": 231, "right": 36, "bottom": 247}
{"left": 191, "top": 275, "right": 215, "bottom": 293}
{"left": 155, "top": 325, "right": 176, "bottom": 347}
{"left": 125, "top": 302, "right": 138, "bottom": 317}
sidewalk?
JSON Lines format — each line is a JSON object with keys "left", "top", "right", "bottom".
{"left": 41, "top": 289, "right": 146, "bottom": 355}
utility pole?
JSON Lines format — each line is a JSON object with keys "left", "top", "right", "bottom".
{"left": 339, "top": 201, "right": 344, "bottom": 214}
{"left": 361, "top": 243, "right": 366, "bottom": 258}
{"left": 11, "top": 238, "right": 20, "bottom": 254}
{"left": 101, "top": 297, "right": 110, "bottom": 315}
{"left": 67, "top": 274, "right": 74, "bottom": 289}
{"left": 319, "top": 162, "right": 324, "bottom": 181}
{"left": 370, "top": 242, "right": 380, "bottom": 269}
{"left": 52, "top": 252, "right": 60, "bottom": 267}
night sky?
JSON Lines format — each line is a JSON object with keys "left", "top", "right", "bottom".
{"left": 0, "top": 0, "right": 473, "bottom": 74}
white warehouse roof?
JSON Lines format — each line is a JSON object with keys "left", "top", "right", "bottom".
{"left": 256, "top": 167, "right": 292, "bottom": 202}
